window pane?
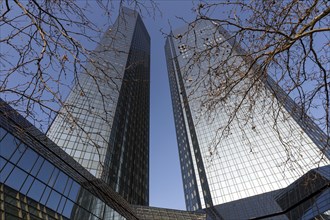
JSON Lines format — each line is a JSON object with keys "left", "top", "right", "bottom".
{"left": 0, "top": 156, "right": 6, "bottom": 171}
{"left": 5, "top": 167, "right": 27, "bottom": 191}
{"left": 62, "top": 199, "right": 74, "bottom": 218}
{"left": 27, "top": 179, "right": 46, "bottom": 202}
{"left": 0, "top": 132, "right": 20, "bottom": 160}
{"left": 40, "top": 186, "right": 51, "bottom": 205}
{"left": 0, "top": 162, "right": 14, "bottom": 183}
{"left": 20, "top": 175, "right": 34, "bottom": 194}
{"left": 57, "top": 196, "right": 67, "bottom": 214}
{"left": 63, "top": 178, "right": 73, "bottom": 197}
{"left": 4, "top": 205, "right": 20, "bottom": 219}
{"left": 0, "top": 127, "right": 6, "bottom": 141}
{"left": 30, "top": 156, "right": 44, "bottom": 176}
{"left": 75, "top": 206, "right": 91, "bottom": 220}
{"left": 18, "top": 147, "right": 38, "bottom": 172}
{"left": 54, "top": 172, "right": 68, "bottom": 194}
{"left": 10, "top": 143, "right": 27, "bottom": 163}
{"left": 48, "top": 167, "right": 59, "bottom": 187}
{"left": 46, "top": 190, "right": 61, "bottom": 211}
{"left": 36, "top": 160, "right": 54, "bottom": 184}
{"left": 78, "top": 189, "right": 92, "bottom": 210}
{"left": 68, "top": 181, "right": 80, "bottom": 201}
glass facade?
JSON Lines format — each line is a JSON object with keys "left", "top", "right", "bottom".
{"left": 134, "top": 206, "right": 206, "bottom": 220}
{"left": 1, "top": 98, "right": 220, "bottom": 220}
{"left": 165, "top": 20, "right": 330, "bottom": 213}
{"left": 0, "top": 100, "right": 138, "bottom": 219}
{"left": 46, "top": 7, "right": 150, "bottom": 205}
{"left": 275, "top": 166, "right": 330, "bottom": 220}
{"left": 165, "top": 37, "right": 203, "bottom": 211}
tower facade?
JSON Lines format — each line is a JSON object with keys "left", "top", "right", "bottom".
{"left": 47, "top": 7, "right": 150, "bottom": 205}
{"left": 165, "top": 20, "right": 330, "bottom": 211}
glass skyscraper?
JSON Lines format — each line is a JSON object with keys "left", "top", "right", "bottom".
{"left": 165, "top": 20, "right": 330, "bottom": 213}
{"left": 47, "top": 7, "right": 150, "bottom": 205}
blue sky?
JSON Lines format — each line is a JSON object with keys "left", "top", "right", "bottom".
{"left": 143, "top": 1, "right": 196, "bottom": 210}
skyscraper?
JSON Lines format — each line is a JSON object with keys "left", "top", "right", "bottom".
{"left": 165, "top": 19, "right": 330, "bottom": 213}
{"left": 47, "top": 7, "right": 150, "bottom": 205}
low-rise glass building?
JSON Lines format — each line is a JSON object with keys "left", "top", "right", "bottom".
{"left": 0, "top": 99, "right": 137, "bottom": 220}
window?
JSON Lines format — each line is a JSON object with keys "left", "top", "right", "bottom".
{"left": 1, "top": 162, "right": 14, "bottom": 183}
{"left": 27, "top": 179, "right": 46, "bottom": 201}
{"left": 5, "top": 167, "right": 27, "bottom": 191}
{"left": 37, "top": 160, "right": 54, "bottom": 184}
{"left": 48, "top": 168, "right": 59, "bottom": 187}
{"left": 0, "top": 133, "right": 19, "bottom": 160}
{"left": 62, "top": 199, "right": 74, "bottom": 218}
{"left": 0, "top": 156, "right": 6, "bottom": 171}
{"left": 46, "top": 190, "right": 62, "bottom": 211}
{"left": 40, "top": 186, "right": 51, "bottom": 205}
{"left": 68, "top": 181, "right": 80, "bottom": 201}
{"left": 18, "top": 148, "right": 38, "bottom": 172}
{"left": 30, "top": 156, "right": 44, "bottom": 176}
{"left": 10, "top": 143, "right": 27, "bottom": 163}
{"left": 57, "top": 196, "right": 67, "bottom": 214}
{"left": 0, "top": 127, "right": 7, "bottom": 140}
{"left": 54, "top": 172, "right": 68, "bottom": 194}
{"left": 20, "top": 175, "right": 34, "bottom": 194}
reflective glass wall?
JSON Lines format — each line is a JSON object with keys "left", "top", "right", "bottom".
{"left": 0, "top": 126, "right": 129, "bottom": 220}
{"left": 165, "top": 20, "right": 330, "bottom": 211}
{"left": 0, "top": 97, "right": 140, "bottom": 219}
{"left": 46, "top": 7, "right": 150, "bottom": 205}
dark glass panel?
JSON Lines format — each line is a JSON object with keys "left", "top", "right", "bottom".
{"left": 21, "top": 211, "right": 29, "bottom": 219}
{"left": 28, "top": 204, "right": 41, "bottom": 217}
{"left": 0, "top": 162, "right": 14, "bottom": 183}
{"left": 36, "top": 159, "right": 54, "bottom": 184}
{"left": 10, "top": 143, "right": 27, "bottom": 163}
{"left": 54, "top": 171, "right": 68, "bottom": 194}
{"left": 63, "top": 178, "right": 73, "bottom": 197}
{"left": 77, "top": 188, "right": 93, "bottom": 210}
{"left": 0, "top": 156, "right": 6, "bottom": 171}
{"left": 48, "top": 167, "right": 59, "bottom": 187}
{"left": 18, "top": 147, "right": 38, "bottom": 172}
{"left": 27, "top": 179, "right": 46, "bottom": 202}
{"left": 74, "top": 206, "right": 91, "bottom": 220}
{"left": 0, "top": 132, "right": 19, "bottom": 160}
{"left": 68, "top": 180, "right": 80, "bottom": 201}
{"left": 30, "top": 156, "right": 44, "bottom": 176}
{"left": 5, "top": 211, "right": 20, "bottom": 219}
{"left": 57, "top": 196, "right": 67, "bottom": 214}
{"left": 4, "top": 194, "right": 18, "bottom": 206}
{"left": 62, "top": 199, "right": 74, "bottom": 218}
{"left": 0, "top": 127, "right": 6, "bottom": 140}
{"left": 46, "top": 190, "right": 61, "bottom": 211}
{"left": 20, "top": 175, "right": 34, "bottom": 194}
{"left": 5, "top": 166, "right": 27, "bottom": 191}
{"left": 40, "top": 186, "right": 51, "bottom": 205}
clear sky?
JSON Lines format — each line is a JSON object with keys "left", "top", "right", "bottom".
{"left": 142, "top": 1, "right": 196, "bottom": 210}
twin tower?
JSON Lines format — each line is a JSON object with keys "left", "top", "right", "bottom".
{"left": 46, "top": 7, "right": 329, "bottom": 219}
